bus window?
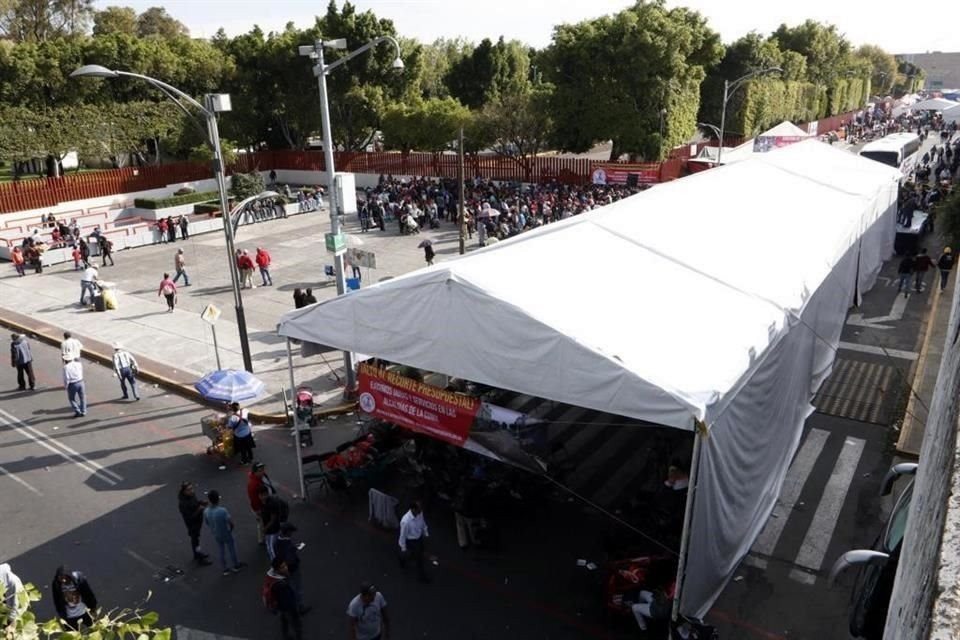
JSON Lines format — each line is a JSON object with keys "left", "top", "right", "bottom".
{"left": 860, "top": 151, "right": 900, "bottom": 167}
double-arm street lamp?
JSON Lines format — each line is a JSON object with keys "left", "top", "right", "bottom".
{"left": 717, "top": 67, "right": 783, "bottom": 165}
{"left": 70, "top": 65, "right": 254, "bottom": 372}
{"left": 299, "top": 36, "right": 403, "bottom": 398}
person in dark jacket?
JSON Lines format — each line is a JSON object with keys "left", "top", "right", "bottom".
{"left": 268, "top": 558, "right": 302, "bottom": 640}
{"left": 259, "top": 486, "right": 289, "bottom": 560}
{"left": 938, "top": 247, "right": 955, "bottom": 291}
{"left": 52, "top": 566, "right": 97, "bottom": 630}
{"left": 293, "top": 288, "right": 305, "bottom": 309}
{"left": 898, "top": 254, "right": 916, "bottom": 297}
{"left": 10, "top": 333, "right": 35, "bottom": 391}
{"left": 178, "top": 481, "right": 212, "bottom": 566}
{"left": 273, "top": 522, "right": 309, "bottom": 613}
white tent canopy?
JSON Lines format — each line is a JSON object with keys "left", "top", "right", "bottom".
{"left": 278, "top": 139, "right": 899, "bottom": 618}
{"left": 692, "top": 121, "right": 811, "bottom": 166}
{"left": 910, "top": 97, "right": 959, "bottom": 112}
{"left": 943, "top": 104, "right": 960, "bottom": 124}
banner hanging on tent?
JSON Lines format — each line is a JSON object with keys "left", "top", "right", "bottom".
{"left": 357, "top": 363, "right": 481, "bottom": 446}
{"left": 753, "top": 135, "right": 808, "bottom": 153}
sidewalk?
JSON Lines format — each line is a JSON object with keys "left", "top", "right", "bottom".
{"left": 897, "top": 268, "right": 956, "bottom": 455}
{"left": 0, "top": 209, "right": 470, "bottom": 419}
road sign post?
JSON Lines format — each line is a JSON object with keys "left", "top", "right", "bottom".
{"left": 201, "top": 303, "right": 223, "bottom": 370}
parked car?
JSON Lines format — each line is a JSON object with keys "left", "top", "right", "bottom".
{"left": 828, "top": 463, "right": 917, "bottom": 639}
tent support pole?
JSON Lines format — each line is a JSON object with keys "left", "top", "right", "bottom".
{"left": 286, "top": 338, "right": 307, "bottom": 501}
{"left": 671, "top": 419, "right": 705, "bottom": 626}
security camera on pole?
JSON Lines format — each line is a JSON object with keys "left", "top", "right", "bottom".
{"left": 299, "top": 36, "right": 404, "bottom": 399}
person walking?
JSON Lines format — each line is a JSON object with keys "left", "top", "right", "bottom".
{"left": 79, "top": 265, "right": 98, "bottom": 305}
{"left": 112, "top": 342, "right": 140, "bottom": 401}
{"left": 11, "top": 246, "right": 25, "bottom": 277}
{"left": 78, "top": 238, "right": 91, "bottom": 268}
{"left": 255, "top": 247, "right": 273, "bottom": 286}
{"left": 227, "top": 402, "right": 255, "bottom": 464}
{"left": 273, "top": 522, "right": 309, "bottom": 614}
{"left": 238, "top": 250, "right": 256, "bottom": 289}
{"left": 398, "top": 500, "right": 430, "bottom": 582}
{"left": 173, "top": 248, "right": 190, "bottom": 286}
{"left": 266, "top": 558, "right": 303, "bottom": 640}
{"left": 158, "top": 273, "right": 177, "bottom": 312}
{"left": 203, "top": 489, "right": 244, "bottom": 576}
{"left": 897, "top": 253, "right": 916, "bottom": 298}
{"left": 914, "top": 248, "right": 936, "bottom": 292}
{"left": 302, "top": 288, "right": 317, "bottom": 305}
{"left": 178, "top": 481, "right": 212, "bottom": 566}
{"left": 347, "top": 583, "right": 389, "bottom": 640}
{"left": 259, "top": 485, "right": 289, "bottom": 561}
{"left": 293, "top": 288, "right": 305, "bottom": 309}
{"left": 52, "top": 566, "right": 97, "bottom": 631}
{"left": 100, "top": 237, "right": 114, "bottom": 266}
{"left": 938, "top": 247, "right": 955, "bottom": 290}
{"left": 178, "top": 215, "right": 189, "bottom": 240}
{"left": 63, "top": 357, "right": 86, "bottom": 417}
{"left": 422, "top": 242, "right": 435, "bottom": 267}
{"left": 10, "top": 333, "right": 35, "bottom": 391}
{"left": 247, "top": 461, "right": 276, "bottom": 545}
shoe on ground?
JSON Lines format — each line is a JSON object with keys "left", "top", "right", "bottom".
{"left": 222, "top": 569, "right": 232, "bottom": 576}
{"left": 122, "top": 395, "right": 129, "bottom": 400}
{"left": 196, "top": 557, "right": 213, "bottom": 566}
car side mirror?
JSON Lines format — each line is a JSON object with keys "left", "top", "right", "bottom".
{"left": 881, "top": 463, "right": 918, "bottom": 496}
{"left": 828, "top": 550, "right": 890, "bottom": 586}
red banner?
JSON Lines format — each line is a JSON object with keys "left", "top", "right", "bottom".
{"left": 357, "top": 364, "right": 480, "bottom": 446}
{"left": 591, "top": 164, "right": 661, "bottom": 186}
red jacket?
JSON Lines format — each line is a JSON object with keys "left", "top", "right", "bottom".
{"left": 238, "top": 254, "right": 255, "bottom": 270}
{"left": 247, "top": 471, "right": 275, "bottom": 511}
{"left": 255, "top": 250, "right": 271, "bottom": 268}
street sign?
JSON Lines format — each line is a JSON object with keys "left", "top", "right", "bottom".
{"left": 325, "top": 232, "right": 346, "bottom": 254}
{"left": 347, "top": 247, "right": 377, "bottom": 269}
{"left": 200, "top": 303, "right": 222, "bottom": 325}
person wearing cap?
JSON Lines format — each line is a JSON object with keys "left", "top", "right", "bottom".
{"left": 347, "top": 583, "right": 389, "bottom": 640}
{"left": 938, "top": 246, "right": 955, "bottom": 290}
{"left": 247, "top": 462, "right": 276, "bottom": 545}
{"left": 10, "top": 333, "right": 35, "bottom": 391}
{"left": 273, "top": 522, "right": 309, "bottom": 614}
{"left": 110, "top": 342, "right": 140, "bottom": 401}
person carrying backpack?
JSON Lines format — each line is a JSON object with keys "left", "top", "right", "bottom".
{"left": 263, "top": 558, "right": 302, "bottom": 640}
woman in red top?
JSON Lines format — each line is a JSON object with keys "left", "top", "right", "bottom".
{"left": 157, "top": 272, "right": 177, "bottom": 312}
{"left": 11, "top": 246, "right": 25, "bottom": 276}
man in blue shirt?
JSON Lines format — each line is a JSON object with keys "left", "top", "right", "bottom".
{"left": 203, "top": 489, "right": 244, "bottom": 576}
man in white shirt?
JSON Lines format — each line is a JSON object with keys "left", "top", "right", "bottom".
{"left": 398, "top": 500, "right": 429, "bottom": 582}
{"left": 63, "top": 359, "right": 86, "bottom": 417}
{"left": 112, "top": 342, "right": 140, "bottom": 401}
{"left": 61, "top": 332, "right": 83, "bottom": 363}
{"left": 80, "top": 265, "right": 98, "bottom": 305}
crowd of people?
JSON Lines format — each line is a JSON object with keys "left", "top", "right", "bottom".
{"left": 359, "top": 175, "right": 645, "bottom": 246}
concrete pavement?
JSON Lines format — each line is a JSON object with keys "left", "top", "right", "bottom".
{"left": 0, "top": 208, "right": 469, "bottom": 418}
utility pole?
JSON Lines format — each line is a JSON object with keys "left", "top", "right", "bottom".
{"left": 458, "top": 126, "right": 466, "bottom": 255}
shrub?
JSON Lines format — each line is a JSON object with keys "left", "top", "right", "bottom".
{"left": 193, "top": 202, "right": 222, "bottom": 214}
{"left": 134, "top": 190, "right": 219, "bottom": 209}
{"left": 173, "top": 186, "right": 196, "bottom": 196}
{"left": 231, "top": 171, "right": 265, "bottom": 200}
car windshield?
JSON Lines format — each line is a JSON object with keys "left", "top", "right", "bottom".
{"left": 883, "top": 481, "right": 914, "bottom": 551}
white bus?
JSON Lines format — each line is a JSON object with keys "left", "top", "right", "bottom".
{"left": 859, "top": 132, "right": 922, "bottom": 175}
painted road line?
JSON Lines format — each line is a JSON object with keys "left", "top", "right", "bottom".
{"left": 0, "top": 409, "right": 122, "bottom": 486}
{"left": 837, "top": 341, "right": 918, "bottom": 361}
{"left": 0, "top": 463, "right": 43, "bottom": 496}
{"left": 745, "top": 428, "right": 830, "bottom": 569}
{"left": 789, "top": 437, "right": 866, "bottom": 585}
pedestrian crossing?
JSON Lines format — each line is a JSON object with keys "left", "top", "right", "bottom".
{"left": 813, "top": 358, "right": 900, "bottom": 424}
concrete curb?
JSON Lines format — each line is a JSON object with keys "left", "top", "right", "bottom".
{"left": 0, "top": 311, "right": 358, "bottom": 424}
{"left": 896, "top": 282, "right": 943, "bottom": 456}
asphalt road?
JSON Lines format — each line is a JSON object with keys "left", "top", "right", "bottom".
{"left": 0, "top": 341, "right": 644, "bottom": 640}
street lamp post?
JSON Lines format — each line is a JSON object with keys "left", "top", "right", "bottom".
{"left": 70, "top": 65, "right": 254, "bottom": 373}
{"left": 299, "top": 37, "right": 404, "bottom": 398}
{"left": 717, "top": 67, "right": 783, "bottom": 165}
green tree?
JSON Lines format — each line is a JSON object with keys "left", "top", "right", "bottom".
{"left": 893, "top": 58, "right": 925, "bottom": 95}
{"left": 136, "top": 6, "right": 188, "bottom": 38}
{"left": 479, "top": 85, "right": 554, "bottom": 177}
{"left": 445, "top": 36, "right": 530, "bottom": 109}
{"left": 381, "top": 96, "right": 471, "bottom": 152}
{"left": 854, "top": 44, "right": 897, "bottom": 95}
{"left": 0, "top": 0, "right": 94, "bottom": 42}
{"left": 231, "top": 171, "right": 265, "bottom": 199}
{"left": 416, "top": 37, "right": 471, "bottom": 99}
{"left": 772, "top": 20, "right": 852, "bottom": 85}
{"left": 189, "top": 138, "right": 237, "bottom": 165}
{"left": 544, "top": 0, "right": 722, "bottom": 160}
{"left": 92, "top": 5, "right": 136, "bottom": 36}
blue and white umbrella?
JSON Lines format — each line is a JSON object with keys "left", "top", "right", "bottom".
{"left": 194, "top": 369, "right": 266, "bottom": 402}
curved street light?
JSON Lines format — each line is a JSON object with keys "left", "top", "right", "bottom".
{"left": 299, "top": 36, "right": 404, "bottom": 398}
{"left": 71, "top": 64, "right": 254, "bottom": 372}
{"left": 717, "top": 66, "right": 783, "bottom": 165}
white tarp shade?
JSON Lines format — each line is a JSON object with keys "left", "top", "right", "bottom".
{"left": 697, "top": 121, "right": 812, "bottom": 166}
{"left": 943, "top": 104, "right": 960, "bottom": 124}
{"left": 910, "top": 97, "right": 959, "bottom": 112}
{"left": 278, "top": 139, "right": 899, "bottom": 618}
